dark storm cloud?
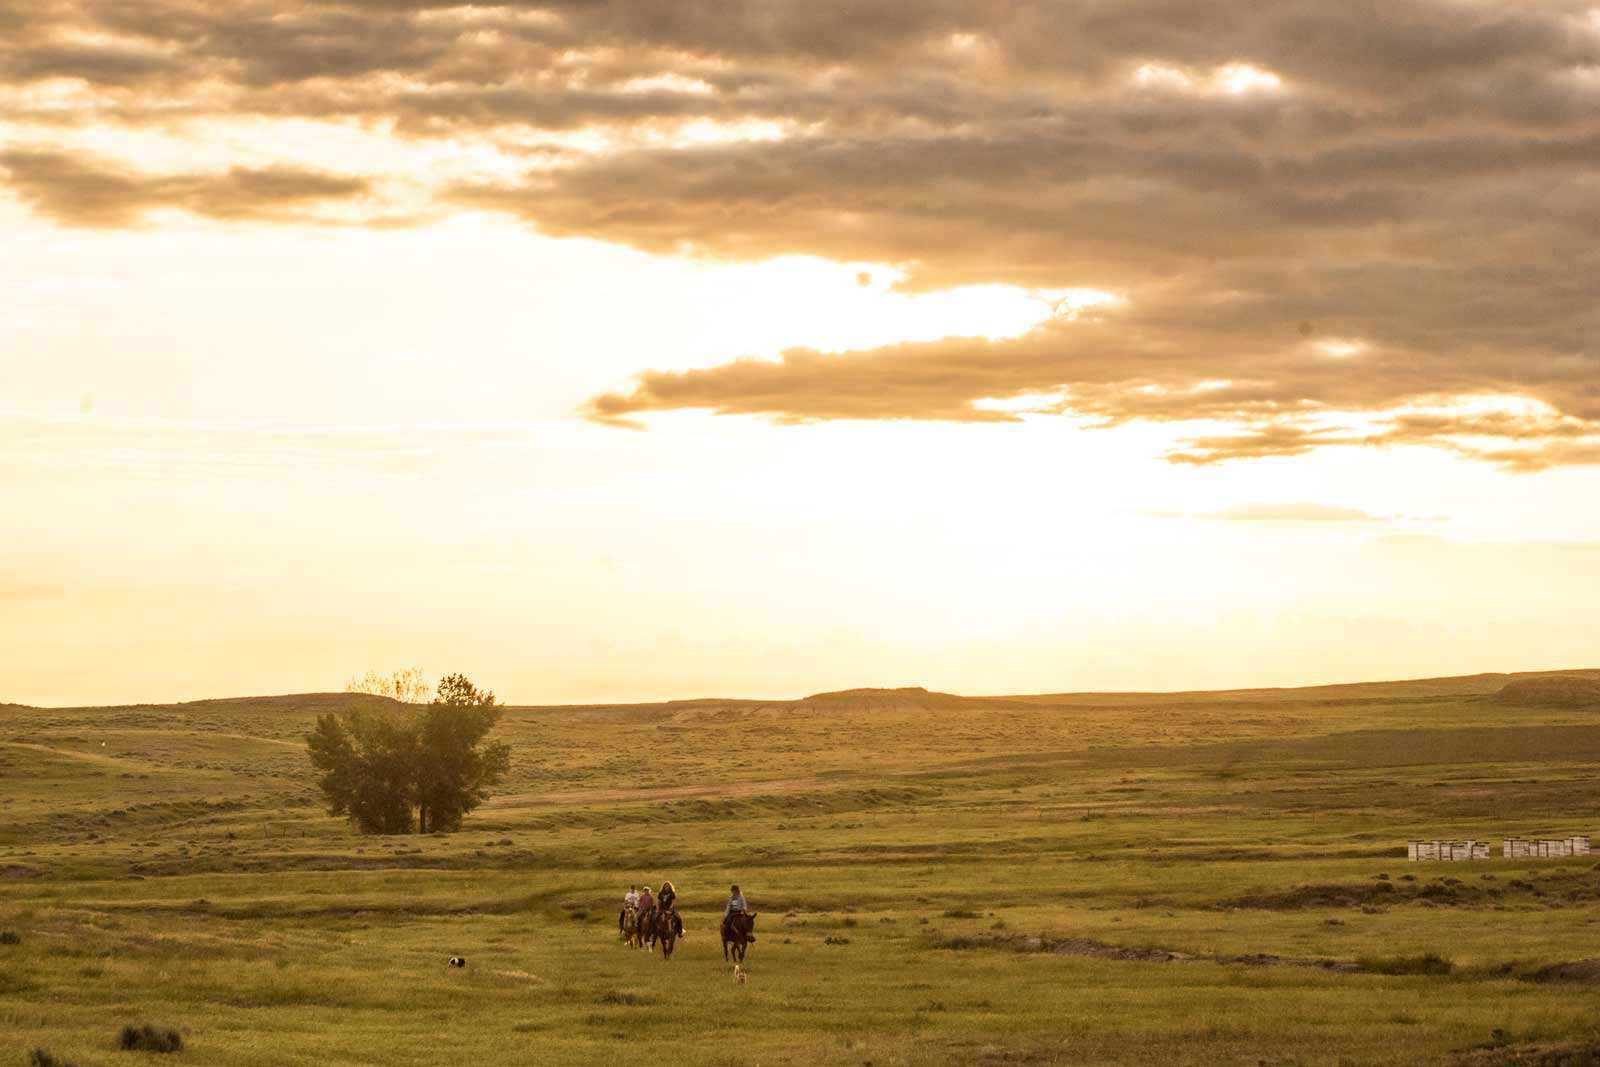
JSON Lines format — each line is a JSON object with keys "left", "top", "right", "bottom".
{"left": 2, "top": 0, "right": 1598, "bottom": 465}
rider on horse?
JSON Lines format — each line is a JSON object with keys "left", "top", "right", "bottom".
{"left": 636, "top": 883, "right": 655, "bottom": 923}
{"left": 657, "top": 880, "right": 683, "bottom": 937}
{"left": 620, "top": 884, "right": 639, "bottom": 931}
{"left": 723, "top": 884, "right": 754, "bottom": 941}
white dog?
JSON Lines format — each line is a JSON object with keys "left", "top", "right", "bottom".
{"left": 734, "top": 964, "right": 746, "bottom": 985}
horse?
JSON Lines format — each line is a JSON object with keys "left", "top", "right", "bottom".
{"left": 721, "top": 911, "right": 756, "bottom": 964}
{"left": 619, "top": 906, "right": 643, "bottom": 949}
{"left": 641, "top": 907, "right": 681, "bottom": 959}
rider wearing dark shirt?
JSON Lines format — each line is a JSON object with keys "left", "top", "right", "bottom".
{"left": 658, "top": 880, "right": 681, "bottom": 935}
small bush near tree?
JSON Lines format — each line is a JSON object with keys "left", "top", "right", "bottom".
{"left": 31, "top": 1049, "right": 76, "bottom": 1067}
{"left": 118, "top": 1024, "right": 183, "bottom": 1053}
{"left": 0, "top": 930, "right": 20, "bottom": 945}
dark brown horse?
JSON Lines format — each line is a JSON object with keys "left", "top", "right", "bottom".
{"left": 721, "top": 911, "right": 756, "bottom": 963}
{"left": 641, "top": 908, "right": 681, "bottom": 959}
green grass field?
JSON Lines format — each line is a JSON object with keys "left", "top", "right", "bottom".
{"left": 5, "top": 671, "right": 1600, "bottom": 1066}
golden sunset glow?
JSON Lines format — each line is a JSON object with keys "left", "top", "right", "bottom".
{"left": 3, "top": 1, "right": 1598, "bottom": 705}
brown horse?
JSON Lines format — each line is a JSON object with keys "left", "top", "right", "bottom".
{"left": 619, "top": 906, "right": 643, "bottom": 949}
{"left": 641, "top": 908, "right": 681, "bottom": 959}
{"left": 721, "top": 911, "right": 756, "bottom": 964}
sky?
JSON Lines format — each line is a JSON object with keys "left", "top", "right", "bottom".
{"left": 3, "top": 0, "right": 1599, "bottom": 706}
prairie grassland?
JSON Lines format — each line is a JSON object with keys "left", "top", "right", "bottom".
{"left": 4, "top": 672, "right": 1600, "bottom": 1066}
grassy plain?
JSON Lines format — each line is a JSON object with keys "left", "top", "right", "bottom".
{"left": 4, "top": 672, "right": 1600, "bottom": 1066}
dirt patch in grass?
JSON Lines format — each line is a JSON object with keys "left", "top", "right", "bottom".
{"left": 492, "top": 969, "right": 546, "bottom": 984}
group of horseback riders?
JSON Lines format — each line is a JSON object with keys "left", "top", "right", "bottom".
{"left": 621, "top": 880, "right": 686, "bottom": 941}
{"left": 618, "top": 881, "right": 757, "bottom": 961}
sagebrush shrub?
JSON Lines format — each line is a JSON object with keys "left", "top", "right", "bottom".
{"left": 118, "top": 1024, "right": 184, "bottom": 1053}
{"left": 1356, "top": 952, "right": 1454, "bottom": 976}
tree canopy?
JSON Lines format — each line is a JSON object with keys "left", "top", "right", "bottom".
{"left": 307, "top": 672, "right": 511, "bottom": 834}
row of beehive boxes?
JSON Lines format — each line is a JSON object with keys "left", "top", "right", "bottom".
{"left": 1504, "top": 836, "right": 1591, "bottom": 858}
{"left": 1406, "top": 836, "right": 1590, "bottom": 861}
{"left": 1407, "top": 840, "right": 1490, "bottom": 861}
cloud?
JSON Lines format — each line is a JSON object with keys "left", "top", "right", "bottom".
{"left": 1200, "top": 503, "right": 1377, "bottom": 522}
{"left": 2, "top": 0, "right": 1598, "bottom": 466}
{"left": 582, "top": 300, "right": 1600, "bottom": 468}
{"left": 1476, "top": 440, "right": 1600, "bottom": 473}
{"left": 0, "top": 149, "right": 372, "bottom": 226}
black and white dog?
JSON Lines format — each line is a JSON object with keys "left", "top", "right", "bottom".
{"left": 448, "top": 956, "right": 467, "bottom": 968}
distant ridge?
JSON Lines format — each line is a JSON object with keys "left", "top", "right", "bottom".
{"left": 1495, "top": 675, "right": 1600, "bottom": 707}
{"left": 6, "top": 669, "right": 1597, "bottom": 714}
{"left": 0, "top": 692, "right": 402, "bottom": 714}
{"left": 795, "top": 686, "right": 1030, "bottom": 712}
{"left": 1005, "top": 668, "right": 1600, "bottom": 705}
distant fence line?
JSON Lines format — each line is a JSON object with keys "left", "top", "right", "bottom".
{"left": 1406, "top": 836, "right": 1590, "bottom": 861}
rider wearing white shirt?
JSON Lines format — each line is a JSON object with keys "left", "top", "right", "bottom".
{"left": 619, "top": 885, "right": 640, "bottom": 932}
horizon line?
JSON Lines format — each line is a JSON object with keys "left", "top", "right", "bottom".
{"left": 6, "top": 665, "right": 1597, "bottom": 712}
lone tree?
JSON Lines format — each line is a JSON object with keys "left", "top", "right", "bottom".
{"left": 307, "top": 672, "right": 511, "bottom": 834}
{"left": 415, "top": 674, "right": 510, "bottom": 833}
{"left": 305, "top": 704, "right": 418, "bottom": 834}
